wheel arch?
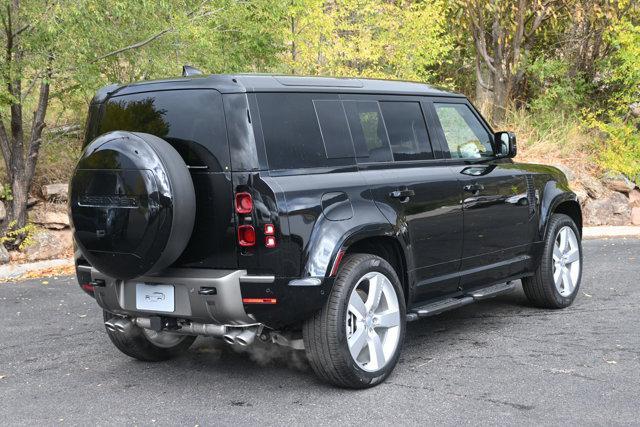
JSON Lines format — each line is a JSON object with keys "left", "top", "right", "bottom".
{"left": 553, "top": 200, "right": 583, "bottom": 236}
{"left": 340, "top": 234, "right": 411, "bottom": 305}
{"left": 539, "top": 179, "right": 582, "bottom": 239}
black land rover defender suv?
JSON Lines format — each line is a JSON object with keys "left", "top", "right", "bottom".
{"left": 71, "top": 74, "right": 583, "bottom": 388}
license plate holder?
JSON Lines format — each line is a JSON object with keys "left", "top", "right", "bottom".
{"left": 135, "top": 283, "right": 175, "bottom": 312}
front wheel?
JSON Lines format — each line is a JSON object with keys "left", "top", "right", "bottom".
{"left": 303, "top": 253, "right": 406, "bottom": 388}
{"left": 523, "top": 213, "right": 583, "bottom": 308}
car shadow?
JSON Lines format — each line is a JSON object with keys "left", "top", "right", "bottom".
{"left": 120, "top": 283, "right": 551, "bottom": 389}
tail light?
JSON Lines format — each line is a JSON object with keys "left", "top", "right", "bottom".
{"left": 238, "top": 225, "right": 256, "bottom": 247}
{"left": 235, "top": 192, "right": 253, "bottom": 214}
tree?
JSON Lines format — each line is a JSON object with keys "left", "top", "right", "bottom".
{"left": 462, "top": 0, "right": 557, "bottom": 123}
{"left": 282, "top": 0, "right": 452, "bottom": 82}
{"left": 0, "top": 0, "right": 286, "bottom": 245}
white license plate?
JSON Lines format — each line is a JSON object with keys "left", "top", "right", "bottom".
{"left": 135, "top": 283, "right": 175, "bottom": 312}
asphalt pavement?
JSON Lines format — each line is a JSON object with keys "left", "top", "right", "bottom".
{"left": 0, "top": 239, "right": 638, "bottom": 426}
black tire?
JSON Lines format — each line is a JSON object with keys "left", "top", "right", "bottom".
{"left": 303, "top": 253, "right": 406, "bottom": 388}
{"left": 522, "top": 214, "right": 583, "bottom": 308}
{"left": 103, "top": 311, "right": 196, "bottom": 361}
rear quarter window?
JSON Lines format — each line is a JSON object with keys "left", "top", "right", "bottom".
{"left": 256, "top": 93, "right": 355, "bottom": 171}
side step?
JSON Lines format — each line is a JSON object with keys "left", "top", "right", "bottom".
{"left": 468, "top": 281, "right": 516, "bottom": 300}
{"left": 407, "top": 281, "right": 515, "bottom": 322}
{"left": 407, "top": 296, "right": 474, "bottom": 321}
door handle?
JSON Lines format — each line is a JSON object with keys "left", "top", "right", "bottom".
{"left": 463, "top": 183, "right": 484, "bottom": 193}
{"left": 389, "top": 189, "right": 415, "bottom": 202}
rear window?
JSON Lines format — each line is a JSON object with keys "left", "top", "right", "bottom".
{"left": 256, "top": 93, "right": 355, "bottom": 170}
{"left": 92, "top": 89, "right": 229, "bottom": 171}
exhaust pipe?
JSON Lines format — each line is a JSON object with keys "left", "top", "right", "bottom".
{"left": 235, "top": 328, "right": 257, "bottom": 346}
{"left": 222, "top": 329, "right": 241, "bottom": 345}
{"left": 113, "top": 318, "right": 133, "bottom": 334}
{"left": 104, "top": 319, "right": 117, "bottom": 333}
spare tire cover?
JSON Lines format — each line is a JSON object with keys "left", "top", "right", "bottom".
{"left": 70, "top": 131, "right": 196, "bottom": 279}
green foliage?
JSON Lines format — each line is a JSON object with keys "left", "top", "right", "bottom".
{"left": 588, "top": 18, "right": 640, "bottom": 179}
{"left": 0, "top": 184, "right": 12, "bottom": 201}
{"left": 0, "top": 221, "right": 37, "bottom": 251}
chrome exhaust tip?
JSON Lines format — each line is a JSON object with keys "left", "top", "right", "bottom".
{"left": 222, "top": 329, "right": 241, "bottom": 345}
{"left": 113, "top": 318, "right": 133, "bottom": 334}
{"left": 104, "top": 319, "right": 117, "bottom": 333}
{"left": 235, "top": 328, "right": 257, "bottom": 346}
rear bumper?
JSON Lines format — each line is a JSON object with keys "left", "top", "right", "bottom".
{"left": 81, "top": 265, "right": 273, "bottom": 325}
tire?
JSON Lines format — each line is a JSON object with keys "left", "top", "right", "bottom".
{"left": 70, "top": 131, "right": 196, "bottom": 280}
{"left": 303, "top": 253, "right": 406, "bottom": 388}
{"left": 523, "top": 214, "right": 583, "bottom": 308}
{"left": 103, "top": 311, "right": 196, "bottom": 362}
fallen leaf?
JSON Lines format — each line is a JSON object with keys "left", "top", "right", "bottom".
{"left": 41, "top": 280, "right": 49, "bottom": 285}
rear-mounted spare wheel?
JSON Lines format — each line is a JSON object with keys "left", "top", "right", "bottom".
{"left": 70, "top": 131, "right": 195, "bottom": 279}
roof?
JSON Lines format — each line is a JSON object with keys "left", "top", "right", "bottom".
{"left": 93, "top": 73, "right": 464, "bottom": 102}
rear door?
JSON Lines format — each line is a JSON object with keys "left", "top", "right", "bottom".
{"left": 342, "top": 94, "right": 464, "bottom": 302}
{"left": 428, "top": 99, "right": 534, "bottom": 289}
{"left": 94, "top": 89, "right": 237, "bottom": 269}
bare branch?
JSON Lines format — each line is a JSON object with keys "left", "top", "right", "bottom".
{"left": 93, "top": 28, "right": 172, "bottom": 62}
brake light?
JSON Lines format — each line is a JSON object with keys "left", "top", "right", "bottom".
{"left": 235, "top": 192, "right": 253, "bottom": 214}
{"left": 238, "top": 225, "right": 256, "bottom": 247}
{"left": 264, "top": 224, "right": 275, "bottom": 235}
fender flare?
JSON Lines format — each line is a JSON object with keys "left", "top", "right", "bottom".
{"left": 539, "top": 180, "right": 580, "bottom": 239}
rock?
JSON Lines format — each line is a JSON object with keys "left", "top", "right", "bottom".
{"left": 24, "top": 229, "right": 73, "bottom": 262}
{"left": 583, "top": 192, "right": 632, "bottom": 226}
{"left": 632, "top": 207, "right": 640, "bottom": 226}
{"left": 27, "top": 197, "right": 39, "bottom": 208}
{"left": 602, "top": 171, "right": 635, "bottom": 193}
{"left": 0, "top": 200, "right": 5, "bottom": 221}
{"left": 28, "top": 203, "right": 69, "bottom": 229}
{"left": 552, "top": 164, "right": 575, "bottom": 181}
{"left": 580, "top": 175, "right": 607, "bottom": 199}
{"left": 629, "top": 188, "right": 640, "bottom": 207}
{"left": 42, "top": 183, "right": 68, "bottom": 202}
{"left": 573, "top": 188, "right": 589, "bottom": 205}
{"left": 0, "top": 245, "right": 9, "bottom": 264}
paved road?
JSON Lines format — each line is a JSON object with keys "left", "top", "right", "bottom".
{"left": 0, "top": 239, "right": 638, "bottom": 426}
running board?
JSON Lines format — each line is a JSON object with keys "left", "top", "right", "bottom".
{"left": 407, "top": 281, "right": 516, "bottom": 322}
{"left": 407, "top": 296, "right": 474, "bottom": 321}
{"left": 468, "top": 281, "right": 516, "bottom": 300}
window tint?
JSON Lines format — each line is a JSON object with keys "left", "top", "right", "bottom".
{"left": 434, "top": 103, "right": 494, "bottom": 159}
{"left": 343, "top": 100, "right": 393, "bottom": 163}
{"left": 380, "top": 102, "right": 433, "bottom": 161}
{"left": 313, "top": 100, "right": 354, "bottom": 159}
{"left": 96, "top": 90, "right": 228, "bottom": 171}
{"left": 257, "top": 93, "right": 354, "bottom": 170}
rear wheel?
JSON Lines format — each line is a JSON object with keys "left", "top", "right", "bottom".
{"left": 303, "top": 253, "right": 406, "bottom": 388}
{"left": 103, "top": 311, "right": 196, "bottom": 361}
{"left": 523, "top": 214, "right": 582, "bottom": 308}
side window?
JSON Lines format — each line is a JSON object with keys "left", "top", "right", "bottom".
{"left": 380, "top": 101, "right": 433, "bottom": 161}
{"left": 434, "top": 103, "right": 494, "bottom": 159}
{"left": 313, "top": 100, "right": 354, "bottom": 159}
{"left": 257, "top": 93, "right": 354, "bottom": 170}
{"left": 343, "top": 100, "right": 393, "bottom": 163}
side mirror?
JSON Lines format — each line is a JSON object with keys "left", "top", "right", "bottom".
{"left": 495, "top": 131, "right": 517, "bottom": 158}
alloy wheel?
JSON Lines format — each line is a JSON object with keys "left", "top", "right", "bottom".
{"left": 552, "top": 226, "right": 581, "bottom": 297}
{"left": 346, "top": 272, "right": 401, "bottom": 372}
